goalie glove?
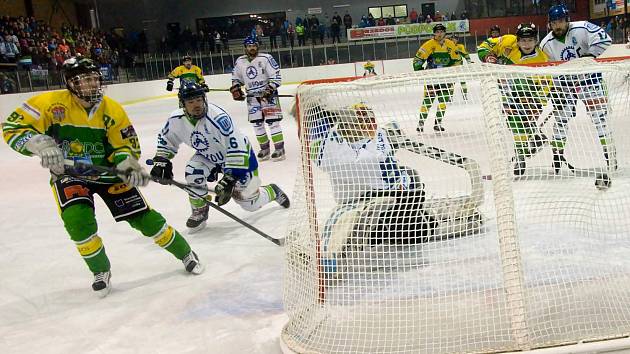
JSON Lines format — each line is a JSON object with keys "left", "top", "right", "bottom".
{"left": 214, "top": 173, "right": 237, "bottom": 206}
{"left": 166, "top": 79, "right": 174, "bottom": 91}
{"left": 149, "top": 156, "right": 173, "bottom": 183}
{"left": 484, "top": 54, "right": 498, "bottom": 64}
{"left": 261, "top": 84, "right": 276, "bottom": 101}
{"left": 117, "top": 157, "right": 150, "bottom": 187}
{"left": 230, "top": 84, "right": 245, "bottom": 101}
{"left": 25, "top": 134, "right": 65, "bottom": 175}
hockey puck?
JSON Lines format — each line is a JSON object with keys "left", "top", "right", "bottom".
{"left": 595, "top": 173, "right": 611, "bottom": 190}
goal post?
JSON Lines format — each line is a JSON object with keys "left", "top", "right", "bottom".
{"left": 283, "top": 57, "right": 630, "bottom": 353}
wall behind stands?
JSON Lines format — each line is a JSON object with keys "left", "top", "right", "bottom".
{"left": 2, "top": 0, "right": 79, "bottom": 30}
{"left": 1, "top": 44, "right": 627, "bottom": 119}
{"left": 95, "top": 0, "right": 462, "bottom": 40}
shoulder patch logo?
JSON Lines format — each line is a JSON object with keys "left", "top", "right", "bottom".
{"left": 216, "top": 114, "right": 233, "bottom": 132}
{"left": 51, "top": 106, "right": 66, "bottom": 122}
{"left": 120, "top": 125, "right": 137, "bottom": 139}
{"left": 246, "top": 66, "right": 258, "bottom": 79}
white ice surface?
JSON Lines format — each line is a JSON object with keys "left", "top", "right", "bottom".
{"left": 0, "top": 86, "right": 300, "bottom": 354}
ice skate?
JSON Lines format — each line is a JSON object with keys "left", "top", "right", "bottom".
{"left": 182, "top": 251, "right": 204, "bottom": 274}
{"left": 257, "top": 148, "right": 271, "bottom": 161}
{"left": 92, "top": 271, "right": 111, "bottom": 298}
{"left": 271, "top": 148, "right": 286, "bottom": 161}
{"left": 186, "top": 204, "right": 209, "bottom": 233}
{"left": 270, "top": 183, "right": 290, "bottom": 208}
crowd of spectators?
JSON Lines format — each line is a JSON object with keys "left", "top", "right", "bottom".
{"left": 0, "top": 15, "right": 149, "bottom": 71}
{"left": 599, "top": 15, "right": 627, "bottom": 43}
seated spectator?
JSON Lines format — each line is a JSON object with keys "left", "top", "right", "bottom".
{"left": 410, "top": 8, "right": 419, "bottom": 23}
{"left": 1, "top": 34, "right": 20, "bottom": 63}
{"left": 377, "top": 18, "right": 386, "bottom": 26}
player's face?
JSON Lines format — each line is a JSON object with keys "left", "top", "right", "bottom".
{"left": 355, "top": 106, "right": 377, "bottom": 137}
{"left": 434, "top": 30, "right": 446, "bottom": 41}
{"left": 68, "top": 72, "right": 103, "bottom": 105}
{"left": 183, "top": 59, "right": 192, "bottom": 69}
{"left": 490, "top": 30, "right": 500, "bottom": 38}
{"left": 549, "top": 19, "right": 569, "bottom": 37}
{"left": 245, "top": 44, "right": 258, "bottom": 57}
{"left": 517, "top": 37, "right": 537, "bottom": 53}
{"left": 183, "top": 96, "right": 206, "bottom": 119}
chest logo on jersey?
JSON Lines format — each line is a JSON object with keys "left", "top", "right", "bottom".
{"left": 191, "top": 131, "right": 210, "bottom": 152}
{"left": 560, "top": 46, "right": 578, "bottom": 61}
{"left": 246, "top": 66, "right": 258, "bottom": 79}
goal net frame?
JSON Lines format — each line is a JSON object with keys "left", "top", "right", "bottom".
{"left": 282, "top": 56, "right": 630, "bottom": 354}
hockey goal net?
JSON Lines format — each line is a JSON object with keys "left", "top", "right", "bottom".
{"left": 282, "top": 57, "right": 630, "bottom": 354}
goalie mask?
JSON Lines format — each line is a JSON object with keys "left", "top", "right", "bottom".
{"left": 179, "top": 82, "right": 208, "bottom": 120}
{"left": 337, "top": 103, "right": 377, "bottom": 142}
{"left": 62, "top": 57, "right": 104, "bottom": 105}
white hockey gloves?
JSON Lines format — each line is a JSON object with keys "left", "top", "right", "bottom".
{"left": 25, "top": 134, "right": 65, "bottom": 174}
{"left": 116, "top": 157, "right": 150, "bottom": 187}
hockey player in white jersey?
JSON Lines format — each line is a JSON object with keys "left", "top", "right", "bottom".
{"left": 230, "top": 36, "right": 286, "bottom": 161}
{"left": 150, "top": 83, "right": 290, "bottom": 233}
{"left": 540, "top": 4, "right": 614, "bottom": 189}
{"left": 309, "top": 102, "right": 483, "bottom": 274}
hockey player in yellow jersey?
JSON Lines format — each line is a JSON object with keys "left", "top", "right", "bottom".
{"left": 2, "top": 57, "right": 204, "bottom": 297}
{"left": 166, "top": 55, "right": 208, "bottom": 91}
{"left": 492, "top": 23, "right": 551, "bottom": 175}
{"left": 412, "top": 23, "right": 459, "bottom": 132}
{"left": 477, "top": 25, "right": 502, "bottom": 62}
{"left": 450, "top": 36, "right": 471, "bottom": 100}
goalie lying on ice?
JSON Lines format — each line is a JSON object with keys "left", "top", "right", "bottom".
{"left": 307, "top": 102, "right": 484, "bottom": 274}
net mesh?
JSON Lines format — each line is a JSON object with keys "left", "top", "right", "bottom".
{"left": 282, "top": 58, "right": 630, "bottom": 354}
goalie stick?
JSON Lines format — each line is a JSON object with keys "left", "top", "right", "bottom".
{"left": 64, "top": 160, "right": 285, "bottom": 246}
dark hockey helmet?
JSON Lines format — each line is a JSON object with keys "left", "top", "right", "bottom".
{"left": 433, "top": 23, "right": 447, "bottom": 33}
{"left": 178, "top": 82, "right": 207, "bottom": 119}
{"left": 182, "top": 55, "right": 192, "bottom": 62}
{"left": 548, "top": 4, "right": 569, "bottom": 22}
{"left": 62, "top": 57, "right": 104, "bottom": 105}
{"left": 490, "top": 25, "right": 501, "bottom": 33}
{"left": 516, "top": 23, "right": 537, "bottom": 39}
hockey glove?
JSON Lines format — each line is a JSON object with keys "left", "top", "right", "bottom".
{"left": 214, "top": 173, "right": 237, "bottom": 206}
{"left": 484, "top": 54, "right": 498, "bottom": 64}
{"left": 166, "top": 79, "right": 174, "bottom": 91}
{"left": 117, "top": 157, "right": 150, "bottom": 187}
{"left": 150, "top": 156, "right": 173, "bottom": 183}
{"left": 412, "top": 60, "right": 424, "bottom": 71}
{"left": 25, "top": 134, "right": 65, "bottom": 175}
{"left": 261, "top": 84, "right": 276, "bottom": 102}
{"left": 201, "top": 83, "right": 210, "bottom": 92}
{"left": 230, "top": 84, "right": 245, "bottom": 101}
{"left": 207, "top": 165, "right": 221, "bottom": 182}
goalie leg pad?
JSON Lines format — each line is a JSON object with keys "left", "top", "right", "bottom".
{"left": 425, "top": 196, "right": 483, "bottom": 240}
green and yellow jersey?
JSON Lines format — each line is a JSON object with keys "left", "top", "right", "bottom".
{"left": 453, "top": 43, "right": 471, "bottom": 65}
{"left": 168, "top": 65, "right": 205, "bottom": 86}
{"left": 2, "top": 90, "right": 141, "bottom": 183}
{"left": 477, "top": 36, "right": 500, "bottom": 62}
{"left": 413, "top": 38, "right": 459, "bottom": 70}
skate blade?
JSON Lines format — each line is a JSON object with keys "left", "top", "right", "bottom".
{"left": 187, "top": 222, "right": 207, "bottom": 234}
{"left": 189, "top": 263, "right": 205, "bottom": 275}
{"left": 272, "top": 155, "right": 286, "bottom": 162}
{"left": 94, "top": 286, "right": 112, "bottom": 298}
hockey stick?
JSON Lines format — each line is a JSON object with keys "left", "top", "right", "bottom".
{"left": 65, "top": 160, "right": 284, "bottom": 246}
{"left": 144, "top": 159, "right": 284, "bottom": 246}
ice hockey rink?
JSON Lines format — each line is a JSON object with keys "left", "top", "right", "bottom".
{"left": 0, "top": 86, "right": 301, "bottom": 354}
{"left": 2, "top": 62, "right": 630, "bottom": 353}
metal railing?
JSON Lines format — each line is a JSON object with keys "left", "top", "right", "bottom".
{"left": 1, "top": 28, "right": 627, "bottom": 95}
